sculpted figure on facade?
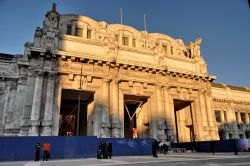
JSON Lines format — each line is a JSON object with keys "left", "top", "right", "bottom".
{"left": 105, "top": 35, "right": 118, "bottom": 62}
{"left": 98, "top": 21, "right": 107, "bottom": 33}
{"left": 2, "top": 4, "right": 250, "bottom": 142}
{"left": 43, "top": 3, "right": 60, "bottom": 31}
{"left": 187, "top": 38, "right": 201, "bottom": 57}
{"left": 193, "top": 38, "right": 202, "bottom": 57}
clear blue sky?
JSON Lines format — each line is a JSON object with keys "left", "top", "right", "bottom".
{"left": 0, "top": 0, "right": 249, "bottom": 87}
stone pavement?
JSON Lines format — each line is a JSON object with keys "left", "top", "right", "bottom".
{"left": 0, "top": 153, "right": 250, "bottom": 166}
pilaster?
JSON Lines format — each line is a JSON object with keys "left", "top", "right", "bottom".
{"left": 204, "top": 91, "right": 214, "bottom": 128}
{"left": 101, "top": 78, "right": 110, "bottom": 137}
{"left": 246, "top": 112, "right": 250, "bottom": 124}
{"left": 41, "top": 72, "right": 57, "bottom": 136}
{"left": 156, "top": 85, "right": 165, "bottom": 140}
{"left": 198, "top": 90, "right": 208, "bottom": 127}
{"left": 110, "top": 79, "right": 120, "bottom": 138}
{"left": 29, "top": 70, "right": 44, "bottom": 136}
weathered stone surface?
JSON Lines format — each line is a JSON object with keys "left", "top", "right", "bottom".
{"left": 0, "top": 4, "right": 249, "bottom": 142}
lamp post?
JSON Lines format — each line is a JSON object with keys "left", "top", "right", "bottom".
{"left": 76, "top": 64, "right": 83, "bottom": 136}
{"left": 109, "top": 114, "right": 113, "bottom": 138}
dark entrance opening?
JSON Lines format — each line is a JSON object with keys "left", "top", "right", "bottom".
{"left": 59, "top": 89, "right": 94, "bottom": 136}
{"left": 124, "top": 95, "right": 148, "bottom": 138}
{"left": 219, "top": 130, "right": 224, "bottom": 140}
{"left": 174, "top": 99, "right": 193, "bottom": 142}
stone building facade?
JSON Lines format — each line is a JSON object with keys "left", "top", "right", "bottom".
{"left": 0, "top": 4, "right": 249, "bottom": 142}
{"left": 212, "top": 83, "right": 250, "bottom": 140}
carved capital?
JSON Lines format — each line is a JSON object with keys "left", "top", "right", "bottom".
{"left": 48, "top": 71, "right": 57, "bottom": 79}
{"left": 163, "top": 86, "right": 170, "bottom": 91}
{"left": 198, "top": 89, "right": 205, "bottom": 95}
{"left": 128, "top": 80, "right": 133, "bottom": 87}
{"left": 35, "top": 70, "right": 44, "bottom": 77}
{"left": 111, "top": 79, "right": 119, "bottom": 86}
{"left": 156, "top": 84, "right": 163, "bottom": 89}
{"left": 103, "top": 78, "right": 111, "bottom": 84}
{"left": 68, "top": 73, "right": 74, "bottom": 81}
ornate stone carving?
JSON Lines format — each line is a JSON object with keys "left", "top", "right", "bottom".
{"left": 43, "top": 3, "right": 60, "bottom": 31}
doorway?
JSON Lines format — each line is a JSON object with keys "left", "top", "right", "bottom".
{"left": 174, "top": 99, "right": 194, "bottom": 142}
{"left": 123, "top": 95, "right": 149, "bottom": 138}
{"left": 59, "top": 89, "right": 94, "bottom": 136}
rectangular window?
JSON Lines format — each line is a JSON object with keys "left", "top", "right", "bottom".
{"left": 241, "top": 112, "right": 246, "bottom": 123}
{"left": 162, "top": 45, "right": 168, "bottom": 54}
{"left": 215, "top": 110, "right": 221, "bottom": 122}
{"left": 115, "top": 35, "right": 119, "bottom": 42}
{"left": 122, "top": 36, "right": 129, "bottom": 46}
{"left": 170, "top": 46, "right": 174, "bottom": 54}
{"left": 132, "top": 39, "right": 136, "bottom": 47}
{"left": 66, "top": 25, "right": 72, "bottom": 35}
{"left": 75, "top": 27, "right": 83, "bottom": 37}
{"left": 87, "top": 29, "right": 91, "bottom": 39}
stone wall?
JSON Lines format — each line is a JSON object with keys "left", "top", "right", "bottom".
{"left": 0, "top": 4, "right": 248, "bottom": 142}
{"left": 212, "top": 83, "right": 250, "bottom": 139}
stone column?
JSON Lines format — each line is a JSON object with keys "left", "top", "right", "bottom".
{"left": 41, "top": 72, "right": 56, "bottom": 136}
{"left": 166, "top": 90, "right": 177, "bottom": 142}
{"left": 237, "top": 112, "right": 241, "bottom": 124}
{"left": 193, "top": 99, "right": 204, "bottom": 141}
{"left": 163, "top": 87, "right": 172, "bottom": 140}
{"left": 110, "top": 80, "right": 120, "bottom": 138}
{"left": 245, "top": 112, "right": 249, "bottom": 124}
{"left": 29, "top": 71, "right": 44, "bottom": 136}
{"left": 204, "top": 91, "right": 214, "bottom": 127}
{"left": 198, "top": 91, "right": 208, "bottom": 127}
{"left": 220, "top": 111, "right": 225, "bottom": 124}
{"left": 156, "top": 86, "right": 165, "bottom": 140}
{"left": 101, "top": 79, "right": 110, "bottom": 137}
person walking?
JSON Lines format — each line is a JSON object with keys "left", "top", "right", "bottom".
{"left": 43, "top": 141, "right": 51, "bottom": 161}
{"left": 107, "top": 142, "right": 113, "bottom": 159}
{"left": 35, "top": 143, "right": 41, "bottom": 161}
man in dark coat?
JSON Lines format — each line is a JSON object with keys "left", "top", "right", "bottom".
{"left": 152, "top": 140, "right": 158, "bottom": 158}
{"left": 35, "top": 143, "right": 41, "bottom": 161}
{"left": 108, "top": 142, "right": 113, "bottom": 159}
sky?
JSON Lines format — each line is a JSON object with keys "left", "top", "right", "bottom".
{"left": 0, "top": 0, "right": 249, "bottom": 87}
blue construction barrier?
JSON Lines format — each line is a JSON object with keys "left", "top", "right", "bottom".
{"left": 98, "top": 138, "right": 154, "bottom": 156}
{"left": 0, "top": 136, "right": 97, "bottom": 161}
{"left": 171, "top": 139, "right": 250, "bottom": 152}
{"left": 0, "top": 136, "right": 154, "bottom": 161}
{"left": 238, "top": 139, "right": 250, "bottom": 152}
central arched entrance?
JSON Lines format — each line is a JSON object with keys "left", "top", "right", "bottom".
{"left": 123, "top": 94, "right": 149, "bottom": 138}
{"left": 174, "top": 99, "right": 194, "bottom": 142}
{"left": 59, "top": 89, "right": 94, "bottom": 136}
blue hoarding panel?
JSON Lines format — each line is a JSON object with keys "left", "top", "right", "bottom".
{"left": 0, "top": 136, "right": 97, "bottom": 161}
{"left": 0, "top": 137, "right": 154, "bottom": 161}
{"left": 98, "top": 138, "right": 154, "bottom": 156}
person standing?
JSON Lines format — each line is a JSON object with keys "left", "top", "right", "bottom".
{"left": 108, "top": 142, "right": 113, "bottom": 159}
{"left": 35, "top": 143, "right": 41, "bottom": 161}
{"left": 152, "top": 140, "right": 158, "bottom": 158}
{"left": 211, "top": 141, "right": 215, "bottom": 154}
{"left": 233, "top": 139, "right": 238, "bottom": 155}
{"left": 43, "top": 141, "right": 51, "bottom": 161}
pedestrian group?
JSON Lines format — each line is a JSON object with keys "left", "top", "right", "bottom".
{"left": 35, "top": 141, "right": 51, "bottom": 161}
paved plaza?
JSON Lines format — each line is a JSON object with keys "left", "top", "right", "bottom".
{"left": 0, "top": 153, "right": 250, "bottom": 166}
